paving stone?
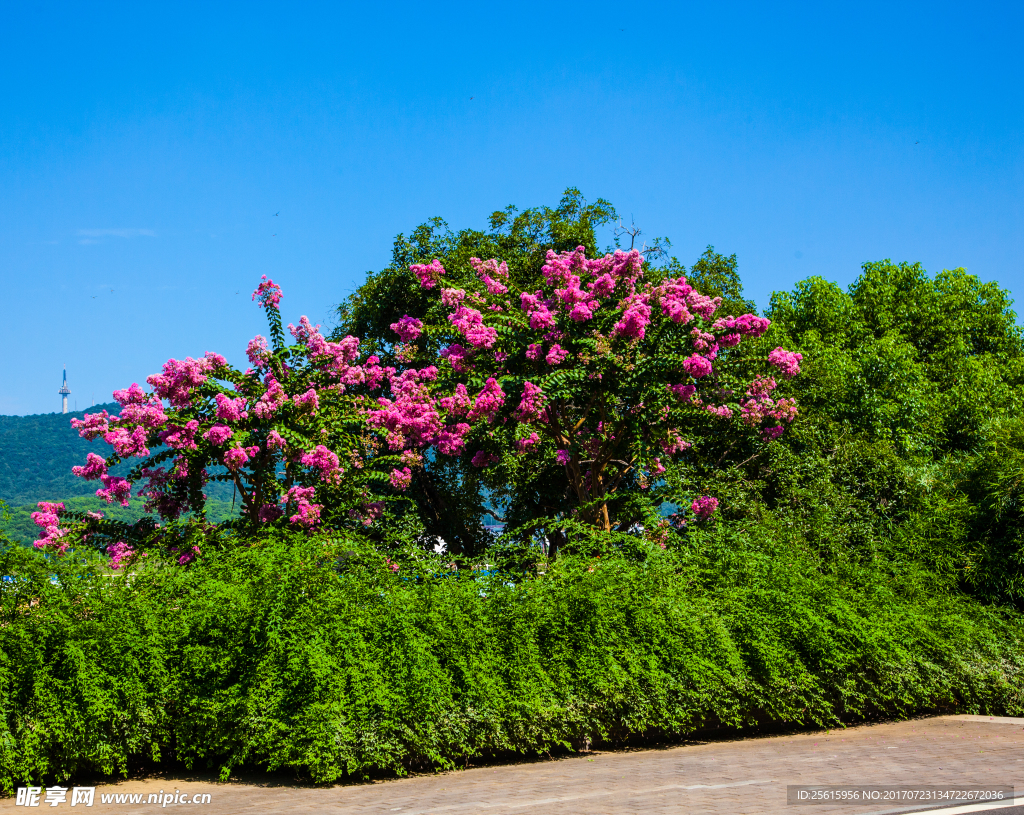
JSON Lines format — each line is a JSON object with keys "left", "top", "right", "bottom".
{"left": 11, "top": 716, "right": 1022, "bottom": 815}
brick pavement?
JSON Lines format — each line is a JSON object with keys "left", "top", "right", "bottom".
{"left": 6, "top": 715, "right": 1024, "bottom": 815}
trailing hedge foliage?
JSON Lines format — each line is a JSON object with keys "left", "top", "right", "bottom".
{"left": 3, "top": 529, "right": 1023, "bottom": 790}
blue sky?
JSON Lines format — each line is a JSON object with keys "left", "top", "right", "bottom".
{"left": 1, "top": 1, "right": 1021, "bottom": 415}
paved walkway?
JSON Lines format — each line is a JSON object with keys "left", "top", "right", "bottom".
{"left": 7, "top": 715, "right": 1024, "bottom": 814}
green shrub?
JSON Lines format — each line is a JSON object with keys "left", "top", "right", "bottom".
{"left": 2, "top": 531, "right": 1023, "bottom": 791}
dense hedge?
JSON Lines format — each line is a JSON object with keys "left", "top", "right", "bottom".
{"left": 3, "top": 530, "right": 1023, "bottom": 791}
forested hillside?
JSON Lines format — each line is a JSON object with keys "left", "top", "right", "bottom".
{"left": 0, "top": 403, "right": 124, "bottom": 506}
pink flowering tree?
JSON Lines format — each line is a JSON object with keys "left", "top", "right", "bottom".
{"left": 35, "top": 277, "right": 408, "bottom": 566}
{"left": 363, "top": 244, "right": 802, "bottom": 550}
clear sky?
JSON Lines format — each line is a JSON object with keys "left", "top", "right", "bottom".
{"left": 1, "top": 1, "right": 1021, "bottom": 416}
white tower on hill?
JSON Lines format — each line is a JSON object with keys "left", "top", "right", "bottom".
{"left": 58, "top": 367, "right": 71, "bottom": 414}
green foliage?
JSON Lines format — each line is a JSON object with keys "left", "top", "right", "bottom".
{"left": 694, "top": 259, "right": 1024, "bottom": 606}
{"left": 768, "top": 262, "right": 1024, "bottom": 456}
{"left": 3, "top": 532, "right": 1023, "bottom": 789}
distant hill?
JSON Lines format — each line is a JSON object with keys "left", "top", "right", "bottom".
{"left": 0, "top": 404, "right": 236, "bottom": 546}
{"left": 0, "top": 403, "right": 125, "bottom": 507}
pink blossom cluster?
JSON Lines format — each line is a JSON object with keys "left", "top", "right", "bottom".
{"left": 660, "top": 433, "right": 692, "bottom": 454}
{"left": 112, "top": 399, "right": 168, "bottom": 429}
{"left": 224, "top": 446, "right": 260, "bottom": 471}
{"left": 520, "top": 292, "right": 556, "bottom": 331}
{"left": 768, "top": 347, "right": 803, "bottom": 378}
{"left": 107, "top": 541, "right": 135, "bottom": 569}
{"left": 516, "top": 432, "right": 540, "bottom": 452}
{"left": 390, "top": 314, "right": 424, "bottom": 342}
{"left": 439, "top": 343, "right": 471, "bottom": 372}
{"left": 515, "top": 381, "right": 545, "bottom": 423}
{"left": 70, "top": 409, "right": 111, "bottom": 440}
{"left": 470, "top": 450, "right": 498, "bottom": 468}
{"left": 284, "top": 485, "right": 321, "bottom": 527}
{"left": 654, "top": 276, "right": 723, "bottom": 324}
{"left": 72, "top": 452, "right": 108, "bottom": 480}
{"left": 682, "top": 354, "right": 714, "bottom": 378}
{"left": 112, "top": 382, "right": 148, "bottom": 406}
{"left": 288, "top": 315, "right": 323, "bottom": 348}
{"left": 252, "top": 275, "right": 283, "bottom": 309}
{"left": 441, "top": 288, "right": 466, "bottom": 307}
{"left": 31, "top": 501, "right": 68, "bottom": 551}
{"left": 161, "top": 420, "right": 200, "bottom": 450}
{"left": 712, "top": 314, "right": 771, "bottom": 337}
{"left": 448, "top": 305, "right": 498, "bottom": 349}
{"left": 215, "top": 393, "right": 248, "bottom": 421}
{"left": 438, "top": 383, "right": 471, "bottom": 415}
{"left": 546, "top": 344, "right": 569, "bottom": 365}
{"left": 246, "top": 335, "right": 270, "bottom": 369}
{"left": 203, "top": 424, "right": 233, "bottom": 445}
{"left": 691, "top": 495, "right": 719, "bottom": 520}
{"left": 612, "top": 294, "right": 652, "bottom": 340}
{"left": 468, "top": 378, "right": 506, "bottom": 422}
{"left": 253, "top": 375, "right": 287, "bottom": 419}
{"left": 690, "top": 329, "right": 718, "bottom": 354}
{"left": 389, "top": 466, "right": 413, "bottom": 489}
{"left": 410, "top": 258, "right": 446, "bottom": 288}
{"left": 301, "top": 444, "right": 342, "bottom": 483}
{"left": 103, "top": 425, "right": 150, "bottom": 458}
{"left": 146, "top": 353, "right": 223, "bottom": 408}
{"left": 97, "top": 474, "right": 132, "bottom": 507}
{"left": 292, "top": 388, "right": 319, "bottom": 414}
{"left": 435, "top": 422, "right": 472, "bottom": 456}
{"left": 470, "top": 257, "right": 509, "bottom": 296}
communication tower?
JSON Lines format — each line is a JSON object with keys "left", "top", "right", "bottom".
{"left": 58, "top": 367, "right": 71, "bottom": 414}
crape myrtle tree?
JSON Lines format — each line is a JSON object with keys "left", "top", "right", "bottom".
{"left": 339, "top": 190, "right": 803, "bottom": 556}
{"left": 31, "top": 278, "right": 411, "bottom": 567}
{"left": 336, "top": 189, "right": 624, "bottom": 556}
{"left": 32, "top": 189, "right": 803, "bottom": 567}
